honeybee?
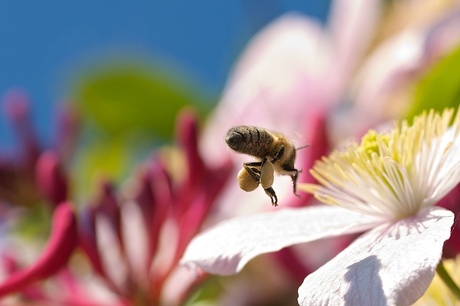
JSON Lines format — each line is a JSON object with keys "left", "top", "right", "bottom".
{"left": 225, "top": 125, "right": 304, "bottom": 206}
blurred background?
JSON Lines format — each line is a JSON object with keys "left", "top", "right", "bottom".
{"left": 0, "top": 1, "right": 332, "bottom": 203}
{"left": 1, "top": 1, "right": 460, "bottom": 305}
{"left": 0, "top": 3, "right": 333, "bottom": 304}
{"left": 0, "top": 0, "right": 331, "bottom": 148}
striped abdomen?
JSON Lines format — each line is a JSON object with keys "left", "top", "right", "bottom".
{"left": 225, "top": 126, "right": 274, "bottom": 159}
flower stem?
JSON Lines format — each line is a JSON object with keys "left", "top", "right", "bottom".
{"left": 437, "top": 260, "right": 460, "bottom": 300}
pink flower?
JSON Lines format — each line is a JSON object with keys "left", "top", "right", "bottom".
{"left": 78, "top": 111, "right": 232, "bottom": 305}
{"left": 199, "top": 1, "right": 382, "bottom": 219}
{"left": 0, "top": 90, "right": 78, "bottom": 209}
{"left": 201, "top": 0, "right": 381, "bottom": 160}
{"left": 0, "top": 203, "right": 78, "bottom": 301}
{"left": 0, "top": 90, "right": 84, "bottom": 303}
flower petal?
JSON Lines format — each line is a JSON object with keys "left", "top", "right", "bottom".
{"left": 329, "top": 0, "right": 381, "bottom": 88}
{"left": 0, "top": 202, "right": 78, "bottom": 297}
{"left": 120, "top": 200, "right": 149, "bottom": 289}
{"left": 352, "top": 11, "right": 460, "bottom": 133}
{"left": 35, "top": 151, "right": 68, "bottom": 206}
{"left": 430, "top": 124, "right": 460, "bottom": 203}
{"left": 298, "top": 207, "right": 454, "bottom": 306}
{"left": 200, "top": 13, "right": 328, "bottom": 163}
{"left": 181, "top": 205, "right": 383, "bottom": 275}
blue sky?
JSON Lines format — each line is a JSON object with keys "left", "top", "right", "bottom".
{"left": 0, "top": 1, "right": 330, "bottom": 147}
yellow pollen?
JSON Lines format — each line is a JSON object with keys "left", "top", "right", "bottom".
{"left": 359, "top": 130, "right": 389, "bottom": 157}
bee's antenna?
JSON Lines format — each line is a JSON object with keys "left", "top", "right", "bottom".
{"left": 296, "top": 144, "right": 310, "bottom": 151}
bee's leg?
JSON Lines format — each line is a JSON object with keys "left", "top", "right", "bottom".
{"left": 243, "top": 161, "right": 262, "bottom": 182}
{"left": 282, "top": 166, "right": 301, "bottom": 197}
{"left": 270, "top": 145, "right": 285, "bottom": 164}
{"left": 245, "top": 160, "right": 278, "bottom": 206}
{"left": 244, "top": 161, "right": 263, "bottom": 168}
{"left": 292, "top": 169, "right": 300, "bottom": 197}
{"left": 264, "top": 187, "right": 278, "bottom": 206}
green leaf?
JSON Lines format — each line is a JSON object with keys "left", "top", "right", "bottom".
{"left": 68, "top": 61, "right": 214, "bottom": 200}
{"left": 72, "top": 140, "right": 129, "bottom": 202}
{"left": 15, "top": 203, "right": 52, "bottom": 240}
{"left": 72, "top": 63, "right": 210, "bottom": 140}
{"left": 407, "top": 45, "right": 460, "bottom": 119}
{"left": 183, "top": 276, "right": 224, "bottom": 306}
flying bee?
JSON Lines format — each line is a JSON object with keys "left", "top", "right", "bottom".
{"left": 225, "top": 125, "right": 305, "bottom": 206}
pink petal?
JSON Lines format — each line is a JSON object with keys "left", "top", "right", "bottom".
{"left": 0, "top": 202, "right": 78, "bottom": 297}
{"left": 201, "top": 13, "right": 329, "bottom": 162}
{"left": 288, "top": 110, "right": 330, "bottom": 207}
{"left": 134, "top": 161, "right": 171, "bottom": 272}
{"left": 181, "top": 205, "right": 382, "bottom": 275}
{"left": 120, "top": 201, "right": 149, "bottom": 289}
{"left": 95, "top": 213, "right": 129, "bottom": 294}
{"left": 328, "top": 0, "right": 381, "bottom": 87}
{"left": 298, "top": 207, "right": 454, "bottom": 306}
{"left": 35, "top": 151, "right": 68, "bottom": 206}
{"left": 78, "top": 206, "right": 111, "bottom": 281}
{"left": 176, "top": 110, "right": 204, "bottom": 183}
{"left": 352, "top": 11, "right": 460, "bottom": 133}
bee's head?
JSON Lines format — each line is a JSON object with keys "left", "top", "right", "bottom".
{"left": 225, "top": 127, "right": 244, "bottom": 151}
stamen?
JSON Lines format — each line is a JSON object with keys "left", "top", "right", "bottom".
{"left": 300, "top": 107, "right": 460, "bottom": 220}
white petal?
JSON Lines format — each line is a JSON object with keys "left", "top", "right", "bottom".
{"left": 430, "top": 125, "right": 460, "bottom": 203}
{"left": 181, "top": 205, "right": 383, "bottom": 275}
{"left": 96, "top": 215, "right": 128, "bottom": 291}
{"left": 120, "top": 201, "right": 149, "bottom": 288}
{"left": 298, "top": 207, "right": 454, "bottom": 306}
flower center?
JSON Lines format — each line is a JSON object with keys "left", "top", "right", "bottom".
{"left": 301, "top": 108, "right": 459, "bottom": 220}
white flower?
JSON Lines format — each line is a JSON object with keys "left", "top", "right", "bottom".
{"left": 181, "top": 108, "right": 460, "bottom": 306}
